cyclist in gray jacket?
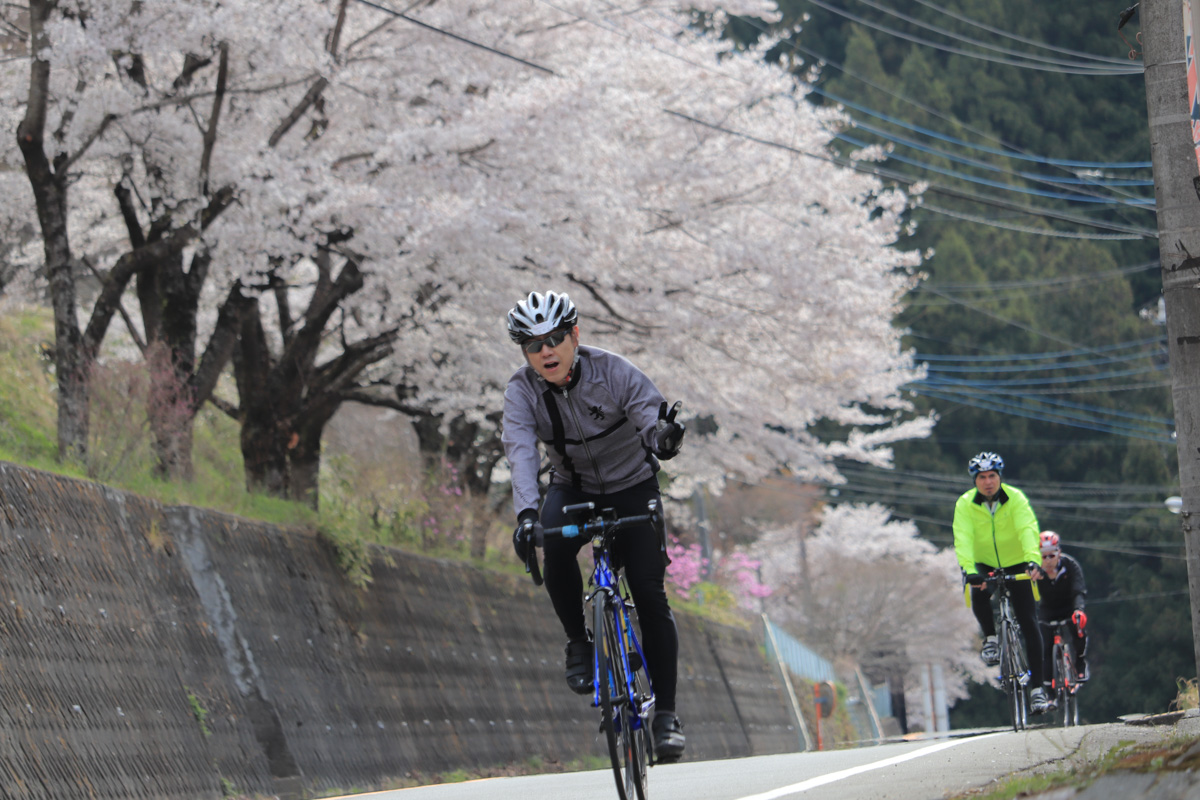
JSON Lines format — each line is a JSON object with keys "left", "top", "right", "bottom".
{"left": 502, "top": 289, "right": 687, "bottom": 761}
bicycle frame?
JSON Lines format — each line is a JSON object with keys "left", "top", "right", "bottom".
{"left": 587, "top": 531, "right": 656, "bottom": 719}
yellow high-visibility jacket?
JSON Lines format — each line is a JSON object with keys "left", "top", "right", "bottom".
{"left": 953, "top": 483, "right": 1041, "bottom": 573}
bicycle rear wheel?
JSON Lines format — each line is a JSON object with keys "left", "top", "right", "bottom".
{"left": 595, "top": 596, "right": 647, "bottom": 800}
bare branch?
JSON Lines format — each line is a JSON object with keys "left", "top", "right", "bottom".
{"left": 205, "top": 394, "right": 240, "bottom": 420}
{"left": 80, "top": 256, "right": 147, "bottom": 353}
{"left": 268, "top": 76, "right": 328, "bottom": 148}
{"left": 192, "top": 282, "right": 252, "bottom": 409}
{"left": 327, "top": 0, "right": 350, "bottom": 56}
{"left": 59, "top": 112, "right": 117, "bottom": 173}
{"left": 198, "top": 42, "right": 229, "bottom": 196}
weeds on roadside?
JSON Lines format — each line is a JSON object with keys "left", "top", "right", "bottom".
{"left": 1171, "top": 677, "right": 1198, "bottom": 711}
{"left": 951, "top": 735, "right": 1200, "bottom": 800}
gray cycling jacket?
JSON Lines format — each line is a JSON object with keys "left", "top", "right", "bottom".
{"left": 502, "top": 345, "right": 667, "bottom": 516}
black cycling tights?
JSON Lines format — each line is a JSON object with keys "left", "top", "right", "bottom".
{"left": 970, "top": 563, "right": 1044, "bottom": 687}
{"left": 541, "top": 478, "right": 680, "bottom": 712}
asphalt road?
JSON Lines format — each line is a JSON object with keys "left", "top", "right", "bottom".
{"left": 328, "top": 716, "right": 1199, "bottom": 800}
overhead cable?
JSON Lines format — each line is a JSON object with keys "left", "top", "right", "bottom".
{"left": 811, "top": 86, "right": 1151, "bottom": 169}
{"left": 803, "top": 0, "right": 1141, "bottom": 74}
{"left": 837, "top": 131, "right": 1154, "bottom": 205}
{"left": 846, "top": 0, "right": 1138, "bottom": 68}
{"left": 908, "top": 0, "right": 1139, "bottom": 65}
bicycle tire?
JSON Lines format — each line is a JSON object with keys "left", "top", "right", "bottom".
{"left": 1058, "top": 644, "right": 1080, "bottom": 727}
{"left": 615, "top": 602, "right": 651, "bottom": 800}
{"left": 596, "top": 596, "right": 647, "bottom": 800}
{"left": 1002, "top": 616, "right": 1026, "bottom": 732}
{"left": 1054, "top": 644, "right": 1072, "bottom": 728}
{"left": 1010, "top": 623, "right": 1029, "bottom": 729}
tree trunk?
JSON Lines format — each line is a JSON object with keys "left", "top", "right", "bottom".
{"left": 288, "top": 400, "right": 339, "bottom": 511}
{"left": 147, "top": 247, "right": 202, "bottom": 481}
{"left": 410, "top": 410, "right": 503, "bottom": 496}
{"left": 233, "top": 299, "right": 291, "bottom": 496}
{"left": 17, "top": 0, "right": 90, "bottom": 464}
{"left": 240, "top": 412, "right": 289, "bottom": 497}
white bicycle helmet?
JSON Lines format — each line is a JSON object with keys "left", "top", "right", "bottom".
{"left": 967, "top": 451, "right": 1004, "bottom": 476}
{"left": 507, "top": 291, "right": 578, "bottom": 343}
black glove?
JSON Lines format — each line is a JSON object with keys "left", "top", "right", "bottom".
{"left": 963, "top": 573, "right": 984, "bottom": 586}
{"left": 513, "top": 509, "right": 541, "bottom": 562}
{"left": 1026, "top": 562, "right": 1043, "bottom": 578}
{"left": 653, "top": 400, "right": 685, "bottom": 460}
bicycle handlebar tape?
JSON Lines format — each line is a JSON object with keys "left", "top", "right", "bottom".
{"left": 525, "top": 533, "right": 543, "bottom": 586}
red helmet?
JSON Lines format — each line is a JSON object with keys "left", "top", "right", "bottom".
{"left": 1039, "top": 531, "right": 1061, "bottom": 555}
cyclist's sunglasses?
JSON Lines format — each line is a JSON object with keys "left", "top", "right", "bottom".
{"left": 521, "top": 329, "right": 571, "bottom": 354}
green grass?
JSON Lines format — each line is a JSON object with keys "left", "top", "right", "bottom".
{"left": 952, "top": 735, "right": 1200, "bottom": 799}
{"left": 0, "top": 308, "right": 319, "bottom": 529}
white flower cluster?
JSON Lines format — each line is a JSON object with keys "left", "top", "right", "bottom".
{"left": 2, "top": 0, "right": 928, "bottom": 489}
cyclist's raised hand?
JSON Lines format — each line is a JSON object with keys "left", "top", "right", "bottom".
{"left": 654, "top": 400, "right": 686, "bottom": 459}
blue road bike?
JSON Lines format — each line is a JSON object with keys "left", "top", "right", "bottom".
{"left": 525, "top": 500, "right": 662, "bottom": 800}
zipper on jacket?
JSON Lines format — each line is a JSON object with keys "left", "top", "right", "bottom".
{"left": 561, "top": 386, "right": 606, "bottom": 493}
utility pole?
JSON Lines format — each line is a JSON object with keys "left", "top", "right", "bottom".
{"left": 1143, "top": 0, "right": 1200, "bottom": 681}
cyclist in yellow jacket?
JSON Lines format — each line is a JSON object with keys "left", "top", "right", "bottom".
{"left": 953, "top": 451, "right": 1051, "bottom": 715}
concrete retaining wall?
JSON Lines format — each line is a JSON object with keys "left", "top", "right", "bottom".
{"left": 0, "top": 462, "right": 798, "bottom": 799}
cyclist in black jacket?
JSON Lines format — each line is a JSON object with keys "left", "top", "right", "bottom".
{"left": 1035, "top": 531, "right": 1089, "bottom": 693}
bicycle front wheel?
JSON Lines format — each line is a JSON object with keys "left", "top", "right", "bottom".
{"left": 1002, "top": 619, "right": 1027, "bottom": 732}
{"left": 1054, "top": 645, "right": 1075, "bottom": 728}
{"left": 616, "top": 602, "right": 652, "bottom": 797}
{"left": 595, "top": 596, "right": 647, "bottom": 800}
{"left": 1059, "top": 645, "right": 1081, "bottom": 726}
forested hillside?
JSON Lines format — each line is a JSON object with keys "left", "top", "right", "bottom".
{"left": 725, "top": 0, "right": 1188, "bottom": 724}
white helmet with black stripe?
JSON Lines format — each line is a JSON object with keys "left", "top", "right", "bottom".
{"left": 506, "top": 291, "right": 578, "bottom": 343}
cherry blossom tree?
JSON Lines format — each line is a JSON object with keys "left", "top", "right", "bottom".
{"left": 2, "top": 0, "right": 930, "bottom": 503}
{"left": 752, "top": 503, "right": 987, "bottom": 718}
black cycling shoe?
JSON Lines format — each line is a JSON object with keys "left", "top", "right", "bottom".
{"left": 652, "top": 711, "right": 685, "bottom": 763}
{"left": 565, "top": 638, "right": 594, "bottom": 695}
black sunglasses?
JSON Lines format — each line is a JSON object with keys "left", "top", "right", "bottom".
{"left": 521, "top": 329, "right": 571, "bottom": 354}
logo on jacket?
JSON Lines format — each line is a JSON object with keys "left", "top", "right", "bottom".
{"left": 588, "top": 405, "right": 606, "bottom": 420}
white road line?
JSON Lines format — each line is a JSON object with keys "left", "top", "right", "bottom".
{"left": 734, "top": 733, "right": 1004, "bottom": 800}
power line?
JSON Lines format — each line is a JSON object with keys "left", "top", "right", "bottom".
{"left": 922, "top": 362, "right": 1167, "bottom": 385}
{"left": 837, "top": 131, "right": 1154, "bottom": 205}
{"left": 1089, "top": 589, "right": 1189, "bottom": 604}
{"left": 803, "top": 0, "right": 1141, "bottom": 75}
{"left": 810, "top": 86, "right": 1151, "bottom": 170}
{"left": 914, "top": 264, "right": 1158, "bottom": 294}
{"left": 665, "top": 109, "right": 1157, "bottom": 238}
{"left": 915, "top": 203, "right": 1149, "bottom": 240}
{"left": 913, "top": 386, "right": 1173, "bottom": 441}
{"left": 844, "top": 116, "right": 1153, "bottom": 197}
{"left": 908, "top": 0, "right": 1137, "bottom": 65}
{"left": 848, "top": 0, "right": 1138, "bottom": 69}
{"left": 354, "top": 0, "right": 557, "bottom": 74}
